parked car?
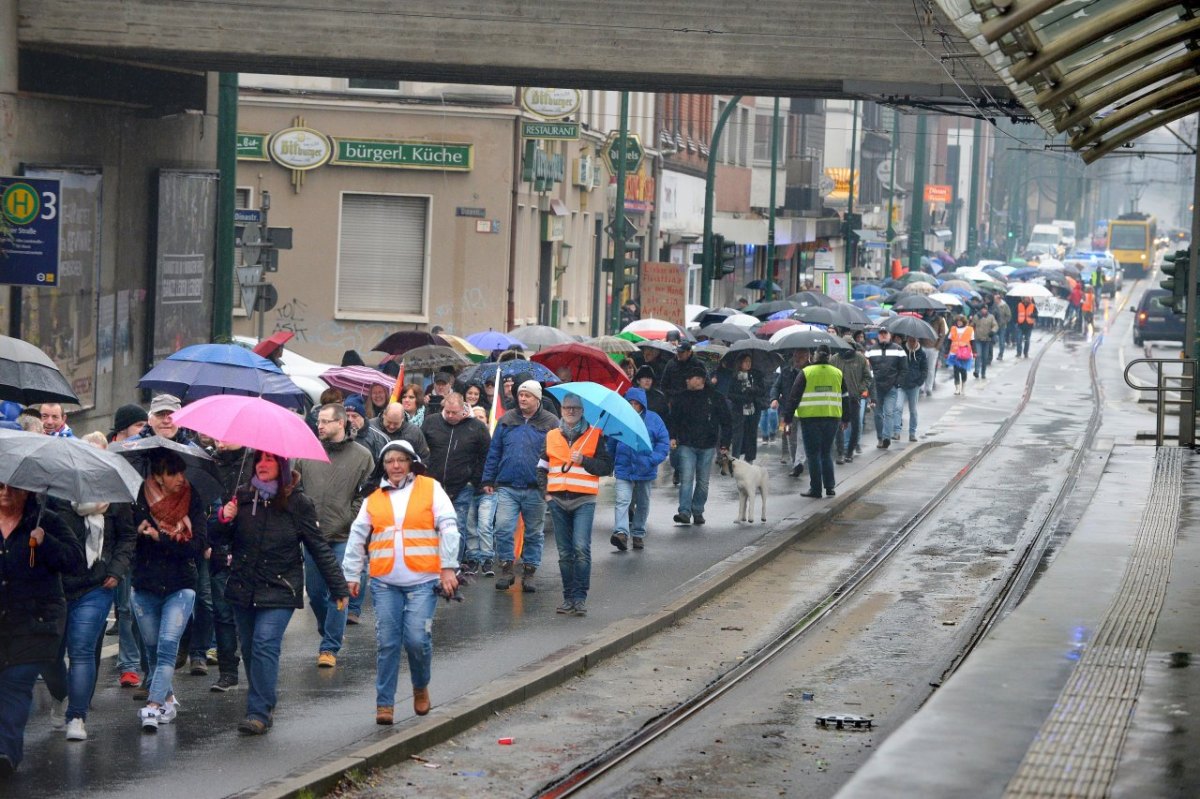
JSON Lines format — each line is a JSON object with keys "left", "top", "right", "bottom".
{"left": 1065, "top": 251, "right": 1122, "bottom": 296}
{"left": 1131, "top": 289, "right": 1185, "bottom": 346}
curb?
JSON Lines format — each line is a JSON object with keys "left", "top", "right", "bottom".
{"left": 240, "top": 442, "right": 938, "bottom": 799}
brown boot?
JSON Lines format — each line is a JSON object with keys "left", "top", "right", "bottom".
{"left": 375, "top": 706, "right": 394, "bottom": 725}
{"left": 521, "top": 564, "right": 538, "bottom": 593}
{"left": 413, "top": 687, "right": 431, "bottom": 716}
{"left": 494, "top": 561, "right": 515, "bottom": 590}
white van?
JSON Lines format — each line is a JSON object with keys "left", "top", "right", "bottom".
{"left": 1027, "top": 224, "right": 1062, "bottom": 256}
{"left": 1052, "top": 219, "right": 1077, "bottom": 251}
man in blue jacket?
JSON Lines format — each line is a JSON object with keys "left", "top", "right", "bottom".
{"left": 481, "top": 380, "right": 558, "bottom": 593}
{"left": 608, "top": 387, "right": 671, "bottom": 552}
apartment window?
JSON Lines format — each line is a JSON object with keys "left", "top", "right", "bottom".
{"left": 348, "top": 78, "right": 400, "bottom": 92}
{"left": 336, "top": 193, "right": 429, "bottom": 318}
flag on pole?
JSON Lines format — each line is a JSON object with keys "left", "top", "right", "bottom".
{"left": 389, "top": 363, "right": 406, "bottom": 404}
{"left": 487, "top": 365, "right": 501, "bottom": 434}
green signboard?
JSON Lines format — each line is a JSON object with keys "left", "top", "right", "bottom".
{"left": 236, "top": 133, "right": 269, "bottom": 161}
{"left": 602, "top": 133, "right": 644, "bottom": 174}
{"left": 331, "top": 138, "right": 473, "bottom": 171}
{"left": 521, "top": 121, "right": 581, "bottom": 140}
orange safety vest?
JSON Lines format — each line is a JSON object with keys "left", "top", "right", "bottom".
{"left": 364, "top": 476, "right": 440, "bottom": 577}
{"left": 1017, "top": 301, "right": 1036, "bottom": 325}
{"left": 948, "top": 325, "right": 973, "bottom": 351}
{"left": 1081, "top": 292, "right": 1094, "bottom": 313}
{"left": 545, "top": 428, "right": 600, "bottom": 495}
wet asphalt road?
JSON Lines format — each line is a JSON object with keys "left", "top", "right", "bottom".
{"left": 8, "top": 317, "right": 1100, "bottom": 799}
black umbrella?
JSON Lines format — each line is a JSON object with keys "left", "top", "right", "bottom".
{"left": 831, "top": 302, "right": 872, "bottom": 330}
{"left": 0, "top": 429, "right": 142, "bottom": 503}
{"left": 695, "top": 307, "right": 742, "bottom": 328}
{"left": 772, "top": 329, "right": 853, "bottom": 351}
{"left": 744, "top": 279, "right": 784, "bottom": 292}
{"left": 794, "top": 306, "right": 837, "bottom": 326}
{"left": 882, "top": 315, "right": 937, "bottom": 340}
{"left": 697, "top": 323, "right": 753, "bottom": 343}
{"left": 636, "top": 340, "right": 677, "bottom": 356}
{"left": 372, "top": 331, "right": 447, "bottom": 356}
{"left": 109, "top": 435, "right": 223, "bottom": 506}
{"left": 786, "top": 291, "right": 838, "bottom": 309}
{"left": 722, "top": 338, "right": 783, "bottom": 373}
{"left": 0, "top": 335, "right": 79, "bottom": 406}
{"left": 892, "top": 295, "right": 948, "bottom": 312}
{"left": 746, "top": 299, "right": 799, "bottom": 320}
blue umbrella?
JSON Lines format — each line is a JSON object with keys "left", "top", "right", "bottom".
{"left": 546, "top": 382, "right": 651, "bottom": 453}
{"left": 1008, "top": 267, "right": 1040, "bottom": 281}
{"left": 851, "top": 283, "right": 885, "bottom": 299}
{"left": 138, "top": 343, "right": 308, "bottom": 410}
{"left": 944, "top": 286, "right": 981, "bottom": 301}
{"left": 467, "top": 330, "right": 525, "bottom": 351}
{"left": 767, "top": 309, "right": 797, "bottom": 321}
{"left": 457, "top": 359, "right": 562, "bottom": 386}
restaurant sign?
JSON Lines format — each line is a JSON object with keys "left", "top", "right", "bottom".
{"left": 332, "top": 138, "right": 473, "bottom": 171}
{"left": 269, "top": 127, "right": 332, "bottom": 171}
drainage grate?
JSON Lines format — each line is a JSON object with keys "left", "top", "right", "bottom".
{"left": 1004, "top": 448, "right": 1183, "bottom": 798}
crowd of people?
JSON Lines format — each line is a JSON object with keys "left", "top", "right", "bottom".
{"left": 0, "top": 286, "right": 1073, "bottom": 774}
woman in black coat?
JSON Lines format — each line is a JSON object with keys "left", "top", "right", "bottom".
{"left": 216, "top": 450, "right": 348, "bottom": 735}
{"left": 727, "top": 354, "right": 768, "bottom": 464}
{"left": 0, "top": 484, "right": 84, "bottom": 775}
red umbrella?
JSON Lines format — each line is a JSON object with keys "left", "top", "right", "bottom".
{"left": 252, "top": 330, "right": 294, "bottom": 358}
{"left": 372, "top": 331, "right": 447, "bottom": 356}
{"left": 754, "top": 319, "right": 802, "bottom": 339}
{"left": 531, "top": 343, "right": 632, "bottom": 393}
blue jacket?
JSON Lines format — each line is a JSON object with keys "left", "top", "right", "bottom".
{"left": 481, "top": 406, "right": 558, "bottom": 489}
{"left": 609, "top": 388, "right": 671, "bottom": 482}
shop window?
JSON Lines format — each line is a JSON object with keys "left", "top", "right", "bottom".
{"left": 336, "top": 193, "right": 428, "bottom": 319}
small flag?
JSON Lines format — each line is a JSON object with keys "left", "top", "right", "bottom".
{"left": 389, "top": 362, "right": 406, "bottom": 404}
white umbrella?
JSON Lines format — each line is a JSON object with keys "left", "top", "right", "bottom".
{"left": 723, "top": 313, "right": 761, "bottom": 328}
{"left": 622, "top": 318, "right": 679, "bottom": 335}
{"left": 1006, "top": 283, "right": 1053, "bottom": 298}
{"left": 928, "top": 292, "right": 964, "bottom": 306}
{"left": 685, "top": 304, "right": 709, "bottom": 324}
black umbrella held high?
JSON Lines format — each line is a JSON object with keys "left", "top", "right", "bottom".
{"left": 882, "top": 315, "right": 938, "bottom": 341}
{"left": 746, "top": 299, "right": 799, "bottom": 320}
{"left": 831, "top": 302, "right": 872, "bottom": 330}
{"left": 0, "top": 429, "right": 142, "bottom": 504}
{"left": 794, "top": 306, "right": 837, "bottom": 326}
{"left": 722, "top": 338, "right": 783, "bottom": 374}
{"left": 697, "top": 323, "right": 753, "bottom": 344}
{"left": 772, "top": 329, "right": 853, "bottom": 352}
{"left": 0, "top": 335, "right": 79, "bottom": 406}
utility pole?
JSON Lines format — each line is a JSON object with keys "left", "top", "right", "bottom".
{"left": 609, "top": 91, "right": 630, "bottom": 334}
{"left": 844, "top": 100, "right": 859, "bottom": 272}
{"left": 213, "top": 72, "right": 238, "bottom": 340}
{"left": 765, "top": 98, "right": 780, "bottom": 302}
{"left": 701, "top": 94, "right": 745, "bottom": 307}
{"left": 907, "top": 112, "right": 928, "bottom": 274}
{"left": 967, "top": 117, "right": 982, "bottom": 263}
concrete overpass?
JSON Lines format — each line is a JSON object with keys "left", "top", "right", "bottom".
{"left": 18, "top": 0, "right": 1010, "bottom": 105}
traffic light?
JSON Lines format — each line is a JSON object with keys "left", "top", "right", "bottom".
{"left": 716, "top": 235, "right": 739, "bottom": 276}
{"left": 1161, "top": 247, "right": 1190, "bottom": 312}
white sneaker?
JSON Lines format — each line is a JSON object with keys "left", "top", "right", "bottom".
{"left": 139, "top": 705, "right": 161, "bottom": 732}
{"left": 158, "top": 699, "right": 179, "bottom": 724}
{"left": 50, "top": 698, "right": 66, "bottom": 729}
{"left": 65, "top": 718, "right": 87, "bottom": 741}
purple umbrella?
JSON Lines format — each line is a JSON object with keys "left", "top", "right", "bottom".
{"left": 467, "top": 330, "right": 525, "bottom": 351}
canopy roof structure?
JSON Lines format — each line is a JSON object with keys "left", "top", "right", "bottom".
{"left": 936, "top": 0, "right": 1200, "bottom": 162}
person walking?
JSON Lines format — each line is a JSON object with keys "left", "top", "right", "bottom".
{"left": 833, "top": 342, "right": 872, "bottom": 462}
{"left": 775, "top": 349, "right": 810, "bottom": 474}
{"left": 947, "top": 315, "right": 976, "bottom": 395}
{"left": 660, "top": 342, "right": 701, "bottom": 486}
{"left": 727, "top": 354, "right": 767, "bottom": 464}
{"left": 972, "top": 304, "right": 998, "bottom": 381}
{"left": 39, "top": 403, "right": 75, "bottom": 438}
{"left": 296, "top": 403, "right": 374, "bottom": 670}
{"left": 107, "top": 406, "right": 150, "bottom": 688}
{"left": 343, "top": 440, "right": 459, "bottom": 725}
{"left": 609, "top": 387, "right": 671, "bottom": 553}
{"left": 371, "top": 402, "right": 430, "bottom": 461}
{"left": 922, "top": 312, "right": 948, "bottom": 396}
{"left": 218, "top": 451, "right": 349, "bottom": 734}
{"left": 399, "top": 383, "right": 427, "bottom": 427}
{"left": 1081, "top": 287, "right": 1096, "bottom": 334}
{"left": 422, "top": 393, "right": 491, "bottom": 574}
{"left": 866, "top": 329, "right": 907, "bottom": 448}
{"left": 481, "top": 380, "right": 558, "bottom": 592}
{"left": 1016, "top": 297, "right": 1038, "bottom": 358}
{"left": 130, "top": 450, "right": 207, "bottom": 732}
{"left": 668, "top": 365, "right": 733, "bottom": 525}
{"left": 538, "top": 393, "right": 613, "bottom": 617}
{"left": 631, "top": 365, "right": 669, "bottom": 419}
{"left": 993, "top": 296, "right": 1012, "bottom": 360}
{"left": 0, "top": 485, "right": 84, "bottom": 775}
{"left": 345, "top": 396, "right": 388, "bottom": 462}
{"left": 894, "top": 337, "right": 927, "bottom": 442}
{"left": 205, "top": 441, "right": 248, "bottom": 692}
{"left": 789, "top": 344, "right": 852, "bottom": 498}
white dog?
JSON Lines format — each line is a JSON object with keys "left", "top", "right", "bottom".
{"left": 718, "top": 452, "right": 768, "bottom": 523}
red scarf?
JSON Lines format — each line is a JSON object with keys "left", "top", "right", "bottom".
{"left": 144, "top": 478, "right": 193, "bottom": 542}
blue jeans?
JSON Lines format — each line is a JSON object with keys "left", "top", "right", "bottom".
{"left": 347, "top": 565, "right": 370, "bottom": 617}
{"left": 995, "top": 324, "right": 1009, "bottom": 358}
{"left": 63, "top": 586, "right": 113, "bottom": 721}
{"left": 872, "top": 387, "right": 898, "bottom": 441}
{"left": 370, "top": 579, "right": 438, "bottom": 707}
{"left": 923, "top": 347, "right": 939, "bottom": 393}
{"left": 893, "top": 387, "right": 919, "bottom": 437}
{"left": 550, "top": 500, "right": 596, "bottom": 604}
{"left": 493, "top": 487, "right": 546, "bottom": 566}
{"left": 676, "top": 445, "right": 716, "bottom": 516}
{"left": 837, "top": 398, "right": 864, "bottom": 457}
{"left": 210, "top": 568, "right": 240, "bottom": 679}
{"left": 115, "top": 577, "right": 142, "bottom": 674}
{"left": 468, "top": 490, "right": 497, "bottom": 562}
{"left": 451, "top": 486, "right": 474, "bottom": 563}
{"left": 614, "top": 479, "right": 652, "bottom": 539}
{"left": 1017, "top": 325, "right": 1033, "bottom": 357}
{"left": 975, "top": 340, "right": 994, "bottom": 377}
{"left": 305, "top": 541, "right": 348, "bottom": 655}
{"left": 189, "top": 558, "right": 215, "bottom": 659}
{"left": 800, "top": 417, "right": 839, "bottom": 494}
{"left": 0, "top": 662, "right": 43, "bottom": 769}
{"left": 231, "top": 606, "right": 294, "bottom": 724}
{"left": 132, "top": 587, "right": 196, "bottom": 706}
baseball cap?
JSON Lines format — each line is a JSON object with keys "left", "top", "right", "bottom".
{"left": 149, "top": 394, "right": 181, "bottom": 415}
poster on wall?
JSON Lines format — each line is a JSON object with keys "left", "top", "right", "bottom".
{"left": 822, "top": 272, "right": 851, "bottom": 303}
{"left": 22, "top": 167, "right": 102, "bottom": 410}
{"left": 639, "top": 261, "right": 687, "bottom": 327}
{"left": 151, "top": 170, "right": 217, "bottom": 363}
{"left": 116, "top": 290, "right": 132, "bottom": 367}
{"left": 97, "top": 294, "right": 114, "bottom": 375}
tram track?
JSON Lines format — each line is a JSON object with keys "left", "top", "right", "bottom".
{"left": 532, "top": 315, "right": 1117, "bottom": 799}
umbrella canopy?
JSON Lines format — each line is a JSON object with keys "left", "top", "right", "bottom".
{"left": 588, "top": 336, "right": 640, "bottom": 355}
{"left": 320, "top": 365, "right": 394, "bottom": 395}
{"left": 691, "top": 341, "right": 729, "bottom": 363}
{"left": 851, "top": 284, "right": 886, "bottom": 300}
{"left": 436, "top": 334, "right": 486, "bottom": 361}
{"left": 138, "top": 344, "right": 308, "bottom": 410}
{"left": 767, "top": 308, "right": 799, "bottom": 321}
{"left": 1038, "top": 257, "right": 1064, "bottom": 271}
{"left": 754, "top": 319, "right": 804, "bottom": 339}
{"left": 635, "top": 339, "right": 676, "bottom": 356}
{"left": 746, "top": 299, "right": 799, "bottom": 319}
{"left": 901, "top": 272, "right": 938, "bottom": 285}
{"left": 768, "top": 323, "right": 823, "bottom": 345}
{"left": 108, "top": 436, "right": 218, "bottom": 503}
{"left": 938, "top": 279, "right": 976, "bottom": 292}
{"left": 697, "top": 323, "right": 753, "bottom": 343}
{"left": 723, "top": 338, "right": 783, "bottom": 373}
{"left": 170, "top": 395, "right": 328, "bottom": 463}
{"left": 944, "top": 286, "right": 981, "bottom": 301}
{"left": 509, "top": 325, "right": 574, "bottom": 351}
{"left": 695, "top": 307, "right": 742, "bottom": 327}
{"left": 831, "top": 302, "right": 873, "bottom": 329}
{"left": 622, "top": 318, "right": 686, "bottom": 341}
{"left": 903, "top": 280, "right": 937, "bottom": 295}
{"left": 400, "top": 345, "right": 472, "bottom": 372}
{"left": 993, "top": 265, "right": 1018, "bottom": 277}
{"left": 685, "top": 304, "right": 709, "bottom": 324}
{"left": 892, "top": 295, "right": 947, "bottom": 312}
{"left": 0, "top": 429, "right": 143, "bottom": 503}
{"left": 794, "top": 306, "right": 837, "bottom": 326}
{"left": 372, "top": 331, "right": 446, "bottom": 356}
{"left": 786, "top": 291, "right": 838, "bottom": 308}
{"left": 546, "top": 382, "right": 651, "bottom": 453}
{"left": 1007, "top": 282, "right": 1053, "bottom": 298}
{"left": 252, "top": 330, "right": 294, "bottom": 358}
{"left": 928, "top": 292, "right": 965, "bottom": 306}
{"left": 458, "top": 359, "right": 562, "bottom": 386}
{"left": 0, "top": 335, "right": 79, "bottom": 406}
{"left": 744, "top": 279, "right": 784, "bottom": 292}
{"left": 882, "top": 315, "right": 937, "bottom": 340}
{"left": 467, "top": 330, "right": 525, "bottom": 352}
{"left": 1008, "top": 267, "right": 1040, "bottom": 281}
{"left": 773, "top": 329, "right": 852, "bottom": 351}
{"left": 531, "top": 343, "right": 631, "bottom": 392}
{"left": 722, "top": 313, "right": 761, "bottom": 328}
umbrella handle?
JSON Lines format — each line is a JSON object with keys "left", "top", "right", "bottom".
{"left": 29, "top": 499, "right": 45, "bottom": 568}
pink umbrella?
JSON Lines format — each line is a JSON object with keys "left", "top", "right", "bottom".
{"left": 320, "top": 365, "right": 394, "bottom": 396}
{"left": 170, "top": 395, "right": 329, "bottom": 462}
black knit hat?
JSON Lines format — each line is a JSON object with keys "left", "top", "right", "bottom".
{"left": 111, "top": 404, "right": 148, "bottom": 435}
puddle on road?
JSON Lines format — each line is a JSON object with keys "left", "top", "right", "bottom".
{"left": 839, "top": 501, "right": 887, "bottom": 521}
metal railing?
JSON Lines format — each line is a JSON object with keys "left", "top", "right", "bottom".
{"left": 1123, "top": 358, "right": 1197, "bottom": 447}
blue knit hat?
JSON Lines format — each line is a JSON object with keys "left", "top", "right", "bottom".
{"left": 344, "top": 395, "right": 366, "bottom": 416}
